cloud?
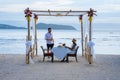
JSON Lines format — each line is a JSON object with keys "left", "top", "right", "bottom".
{"left": 0, "top": 0, "right": 75, "bottom": 12}
{"left": 0, "top": 4, "right": 27, "bottom": 13}
{"left": 95, "top": 17, "right": 120, "bottom": 24}
{"left": 0, "top": 0, "right": 119, "bottom": 14}
{"left": 95, "top": 4, "right": 120, "bottom": 13}
{"left": 0, "top": 0, "right": 120, "bottom": 13}
{"left": 29, "top": 0, "right": 76, "bottom": 10}
{"left": 0, "top": 0, "right": 120, "bottom": 27}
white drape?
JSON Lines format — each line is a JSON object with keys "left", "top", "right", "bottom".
{"left": 88, "top": 41, "right": 95, "bottom": 61}
{"left": 26, "top": 41, "right": 34, "bottom": 64}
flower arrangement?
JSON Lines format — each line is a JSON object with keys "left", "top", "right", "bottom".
{"left": 24, "top": 8, "right": 32, "bottom": 21}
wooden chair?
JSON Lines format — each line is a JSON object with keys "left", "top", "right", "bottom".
{"left": 41, "top": 46, "right": 54, "bottom": 62}
{"left": 66, "top": 46, "right": 79, "bottom": 62}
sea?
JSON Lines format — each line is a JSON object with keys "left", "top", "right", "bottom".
{"left": 0, "top": 29, "right": 120, "bottom": 55}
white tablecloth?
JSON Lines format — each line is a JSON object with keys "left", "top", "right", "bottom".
{"left": 52, "top": 47, "right": 70, "bottom": 60}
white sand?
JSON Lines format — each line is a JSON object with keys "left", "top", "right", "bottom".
{"left": 0, "top": 54, "right": 120, "bottom": 80}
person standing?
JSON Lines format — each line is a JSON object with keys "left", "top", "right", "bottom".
{"left": 45, "top": 28, "right": 54, "bottom": 53}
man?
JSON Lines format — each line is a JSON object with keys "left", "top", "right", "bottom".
{"left": 45, "top": 28, "right": 54, "bottom": 53}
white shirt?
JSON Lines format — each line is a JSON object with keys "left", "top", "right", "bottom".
{"left": 45, "top": 32, "right": 54, "bottom": 44}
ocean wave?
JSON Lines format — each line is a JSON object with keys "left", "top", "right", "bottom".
{"left": 0, "top": 38, "right": 25, "bottom": 41}
{"left": 109, "top": 36, "right": 120, "bottom": 38}
{"left": 102, "top": 38, "right": 111, "bottom": 41}
{"left": 59, "top": 38, "right": 81, "bottom": 40}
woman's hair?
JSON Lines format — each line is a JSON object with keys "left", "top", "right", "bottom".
{"left": 72, "top": 38, "right": 76, "bottom": 42}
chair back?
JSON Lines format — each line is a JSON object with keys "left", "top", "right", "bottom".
{"left": 74, "top": 46, "right": 79, "bottom": 54}
{"left": 41, "top": 46, "right": 45, "bottom": 54}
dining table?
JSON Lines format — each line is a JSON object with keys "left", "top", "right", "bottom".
{"left": 51, "top": 46, "right": 70, "bottom": 61}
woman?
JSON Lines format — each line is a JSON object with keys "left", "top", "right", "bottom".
{"left": 61, "top": 38, "right": 77, "bottom": 62}
{"left": 65, "top": 38, "right": 77, "bottom": 50}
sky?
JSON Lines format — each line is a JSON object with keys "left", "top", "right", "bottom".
{"left": 0, "top": 0, "right": 120, "bottom": 30}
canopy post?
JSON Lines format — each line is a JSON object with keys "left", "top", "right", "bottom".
{"left": 79, "top": 15, "right": 84, "bottom": 56}
{"left": 88, "top": 17, "right": 92, "bottom": 64}
{"left": 88, "top": 8, "right": 94, "bottom": 64}
{"left": 24, "top": 8, "right": 32, "bottom": 64}
{"left": 85, "top": 34, "right": 88, "bottom": 59}
{"left": 34, "top": 14, "right": 38, "bottom": 56}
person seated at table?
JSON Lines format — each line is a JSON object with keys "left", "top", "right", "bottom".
{"left": 65, "top": 38, "right": 77, "bottom": 50}
{"left": 61, "top": 38, "right": 77, "bottom": 62}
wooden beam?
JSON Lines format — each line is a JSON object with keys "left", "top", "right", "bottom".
{"left": 65, "top": 10, "right": 72, "bottom": 16}
{"left": 36, "top": 14, "right": 86, "bottom": 16}
{"left": 31, "top": 10, "right": 96, "bottom": 13}
{"left": 31, "top": 9, "right": 97, "bottom": 17}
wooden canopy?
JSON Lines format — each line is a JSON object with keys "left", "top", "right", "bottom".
{"left": 24, "top": 8, "right": 97, "bottom": 64}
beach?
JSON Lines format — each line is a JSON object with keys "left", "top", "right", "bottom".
{"left": 0, "top": 54, "right": 120, "bottom": 80}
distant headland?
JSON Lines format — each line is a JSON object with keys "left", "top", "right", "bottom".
{"left": 0, "top": 23, "right": 76, "bottom": 30}
{"left": 0, "top": 24, "right": 26, "bottom": 29}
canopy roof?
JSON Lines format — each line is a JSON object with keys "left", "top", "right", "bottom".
{"left": 30, "top": 9, "right": 96, "bottom": 16}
